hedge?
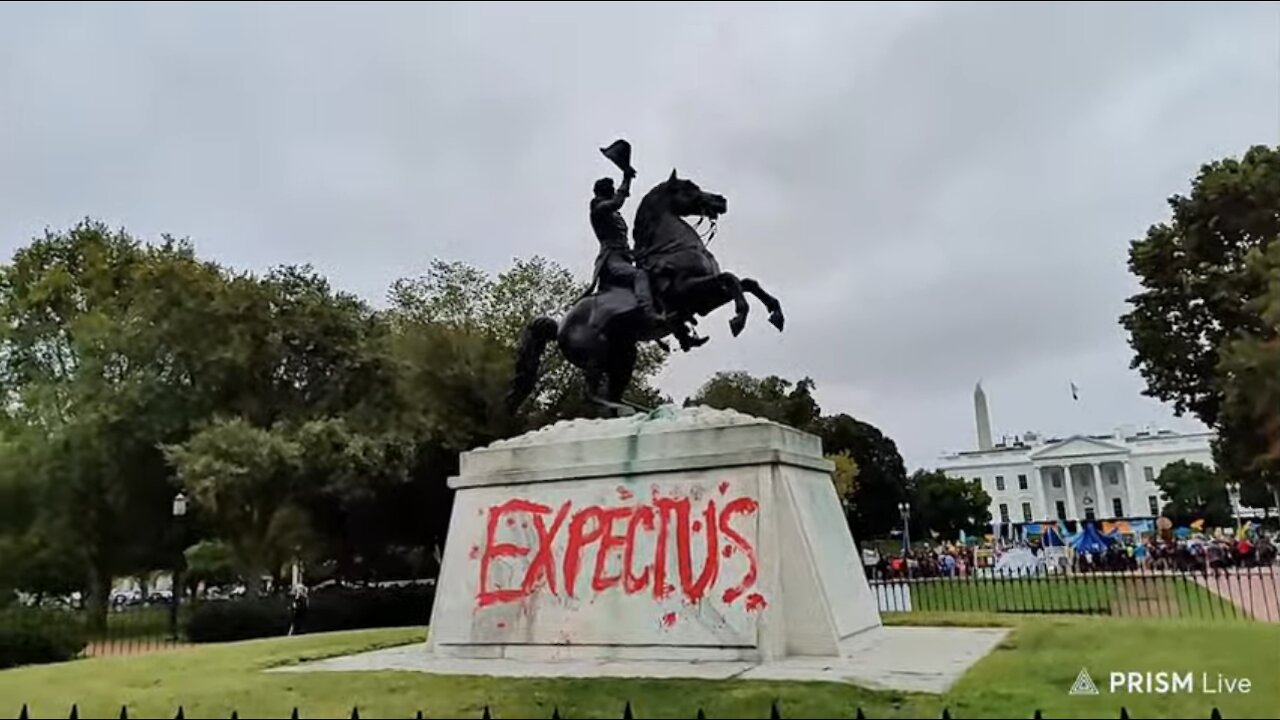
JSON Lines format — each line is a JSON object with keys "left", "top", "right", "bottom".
{"left": 185, "top": 582, "right": 433, "bottom": 643}
{"left": 0, "top": 611, "right": 87, "bottom": 669}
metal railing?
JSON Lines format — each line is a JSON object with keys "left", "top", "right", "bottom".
{"left": 869, "top": 565, "right": 1279, "bottom": 621}
{"left": 10, "top": 702, "right": 1232, "bottom": 719}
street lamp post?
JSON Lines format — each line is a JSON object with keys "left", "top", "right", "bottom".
{"left": 170, "top": 492, "right": 188, "bottom": 642}
{"left": 897, "top": 501, "right": 911, "bottom": 557}
{"left": 1225, "top": 482, "right": 1242, "bottom": 533}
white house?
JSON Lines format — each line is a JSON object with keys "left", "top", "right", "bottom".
{"left": 938, "top": 383, "right": 1215, "bottom": 526}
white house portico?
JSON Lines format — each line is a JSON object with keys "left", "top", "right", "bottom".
{"left": 938, "top": 383, "right": 1216, "bottom": 526}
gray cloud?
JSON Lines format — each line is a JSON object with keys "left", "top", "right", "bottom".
{"left": 1, "top": 1, "right": 1276, "bottom": 467}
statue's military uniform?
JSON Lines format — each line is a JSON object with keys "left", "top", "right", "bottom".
{"left": 589, "top": 174, "right": 659, "bottom": 321}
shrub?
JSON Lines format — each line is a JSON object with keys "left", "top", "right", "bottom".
{"left": 0, "top": 611, "right": 87, "bottom": 668}
{"left": 184, "top": 582, "right": 433, "bottom": 643}
{"left": 184, "top": 597, "right": 290, "bottom": 643}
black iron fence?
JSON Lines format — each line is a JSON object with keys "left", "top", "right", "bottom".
{"left": 869, "top": 565, "right": 1279, "bottom": 621}
{"left": 0, "top": 604, "right": 187, "bottom": 668}
{"left": 10, "top": 703, "right": 1232, "bottom": 719}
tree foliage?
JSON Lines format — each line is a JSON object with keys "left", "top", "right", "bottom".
{"left": 1121, "top": 145, "right": 1280, "bottom": 511}
{"left": 686, "top": 373, "right": 910, "bottom": 541}
{"left": 1121, "top": 145, "right": 1280, "bottom": 427}
{"left": 906, "top": 470, "right": 992, "bottom": 540}
{"left": 1155, "top": 460, "right": 1232, "bottom": 528}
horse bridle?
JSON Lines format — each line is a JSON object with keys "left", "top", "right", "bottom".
{"left": 693, "top": 214, "right": 719, "bottom": 246}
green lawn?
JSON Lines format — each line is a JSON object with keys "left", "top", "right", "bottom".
{"left": 1, "top": 616, "right": 1277, "bottom": 719}
{"left": 898, "top": 575, "right": 1241, "bottom": 618}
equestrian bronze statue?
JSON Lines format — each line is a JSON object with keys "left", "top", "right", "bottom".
{"left": 507, "top": 139, "right": 785, "bottom": 415}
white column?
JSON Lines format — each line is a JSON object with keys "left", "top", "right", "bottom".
{"left": 1092, "top": 462, "right": 1106, "bottom": 519}
{"left": 1119, "top": 463, "right": 1136, "bottom": 518}
{"left": 1062, "top": 465, "right": 1079, "bottom": 520}
{"left": 1033, "top": 466, "right": 1049, "bottom": 521}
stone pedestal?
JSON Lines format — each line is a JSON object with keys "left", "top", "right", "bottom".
{"left": 425, "top": 405, "right": 882, "bottom": 663}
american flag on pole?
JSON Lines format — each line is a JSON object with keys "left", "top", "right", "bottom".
{"left": 1070, "top": 381, "right": 1080, "bottom": 401}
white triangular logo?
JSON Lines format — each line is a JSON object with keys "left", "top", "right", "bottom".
{"left": 1069, "top": 667, "right": 1100, "bottom": 695}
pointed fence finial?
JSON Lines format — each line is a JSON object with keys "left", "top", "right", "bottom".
{"left": 119, "top": 706, "right": 129, "bottom": 720}
{"left": 290, "top": 709, "right": 300, "bottom": 720}
{"left": 770, "top": 701, "right": 781, "bottom": 720}
{"left": 18, "top": 704, "right": 29, "bottom": 720}
{"left": 1120, "top": 708, "right": 1129, "bottom": 720}
{"left": 350, "top": 708, "right": 360, "bottom": 720}
{"left": 696, "top": 710, "right": 706, "bottom": 720}
{"left": 70, "top": 704, "right": 80, "bottom": 720}
{"left": 482, "top": 707, "right": 492, "bottom": 720}
{"left": 551, "top": 708, "right": 561, "bottom": 720}
{"left": 856, "top": 709, "right": 866, "bottom": 720}
{"left": 623, "top": 701, "right": 634, "bottom": 720}
{"left": 941, "top": 709, "right": 951, "bottom": 720}
{"left": 175, "top": 706, "right": 186, "bottom": 720}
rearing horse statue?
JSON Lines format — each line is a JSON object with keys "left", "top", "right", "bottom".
{"left": 507, "top": 169, "right": 785, "bottom": 415}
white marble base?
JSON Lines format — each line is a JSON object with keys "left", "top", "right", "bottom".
{"left": 273, "top": 625, "right": 1010, "bottom": 694}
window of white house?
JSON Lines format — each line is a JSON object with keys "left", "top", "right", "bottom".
{"left": 1018, "top": 474, "right": 1028, "bottom": 490}
{"left": 973, "top": 477, "right": 981, "bottom": 486}
{"left": 1021, "top": 502, "right": 1032, "bottom": 522}
{"left": 1056, "top": 500, "right": 1067, "bottom": 519}
{"left": 999, "top": 504, "right": 1009, "bottom": 523}
{"left": 1144, "top": 466, "right": 1155, "bottom": 482}
{"left": 1108, "top": 468, "right": 1119, "bottom": 485}
{"left": 1112, "top": 498, "right": 1124, "bottom": 517}
{"left": 996, "top": 475, "right": 1006, "bottom": 491}
{"left": 1148, "top": 496, "right": 1159, "bottom": 515}
{"left": 1052, "top": 474, "right": 1063, "bottom": 488}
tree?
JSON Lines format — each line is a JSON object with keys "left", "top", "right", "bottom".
{"left": 1154, "top": 460, "right": 1231, "bottom": 528}
{"left": 164, "top": 418, "right": 315, "bottom": 599}
{"left": 0, "top": 221, "right": 238, "bottom": 626}
{"left": 828, "top": 452, "right": 859, "bottom": 509}
{"left": 1216, "top": 241, "right": 1280, "bottom": 513}
{"left": 389, "top": 257, "right": 669, "bottom": 423}
{"left": 686, "top": 372, "right": 821, "bottom": 428}
{"left": 906, "top": 470, "right": 992, "bottom": 540}
{"left": 1121, "top": 145, "right": 1280, "bottom": 428}
{"left": 686, "top": 373, "right": 909, "bottom": 541}
{"left": 813, "top": 414, "right": 910, "bottom": 541}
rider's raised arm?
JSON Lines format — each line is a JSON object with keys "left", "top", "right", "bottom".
{"left": 596, "top": 174, "right": 632, "bottom": 213}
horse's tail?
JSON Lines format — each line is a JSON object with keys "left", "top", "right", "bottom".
{"left": 506, "top": 316, "right": 560, "bottom": 412}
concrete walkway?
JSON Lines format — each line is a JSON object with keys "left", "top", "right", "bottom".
{"left": 272, "top": 625, "right": 1009, "bottom": 694}
{"left": 1191, "top": 566, "right": 1280, "bottom": 622}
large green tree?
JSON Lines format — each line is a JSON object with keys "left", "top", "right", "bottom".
{"left": 686, "top": 373, "right": 910, "bottom": 541}
{"left": 686, "top": 372, "right": 821, "bottom": 429}
{"left": 906, "top": 470, "right": 992, "bottom": 540}
{"left": 0, "top": 221, "right": 236, "bottom": 625}
{"left": 1121, "top": 145, "right": 1279, "bottom": 427}
{"left": 1216, "top": 241, "right": 1280, "bottom": 513}
{"left": 1154, "top": 460, "right": 1232, "bottom": 528}
{"left": 1121, "top": 145, "right": 1280, "bottom": 511}
{"left": 812, "top": 413, "right": 910, "bottom": 541}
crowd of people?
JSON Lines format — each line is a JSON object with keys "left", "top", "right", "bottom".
{"left": 868, "top": 529, "right": 1279, "bottom": 579}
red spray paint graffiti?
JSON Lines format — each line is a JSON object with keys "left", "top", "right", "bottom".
{"left": 475, "top": 490, "right": 762, "bottom": 610}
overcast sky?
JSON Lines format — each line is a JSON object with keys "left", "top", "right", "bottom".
{"left": 1, "top": 2, "right": 1277, "bottom": 468}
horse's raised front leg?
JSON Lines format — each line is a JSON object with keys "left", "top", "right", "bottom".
{"left": 739, "top": 277, "right": 784, "bottom": 331}
{"left": 719, "top": 272, "right": 750, "bottom": 336}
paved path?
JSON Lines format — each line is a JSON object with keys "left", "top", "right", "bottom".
{"left": 1191, "top": 567, "right": 1280, "bottom": 622}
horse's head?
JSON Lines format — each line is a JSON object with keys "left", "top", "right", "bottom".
{"left": 634, "top": 169, "right": 728, "bottom": 252}
{"left": 660, "top": 168, "right": 727, "bottom": 219}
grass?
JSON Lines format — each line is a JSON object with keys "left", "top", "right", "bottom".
{"left": 0, "top": 616, "right": 1277, "bottom": 718}
{"left": 894, "top": 575, "right": 1241, "bottom": 618}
